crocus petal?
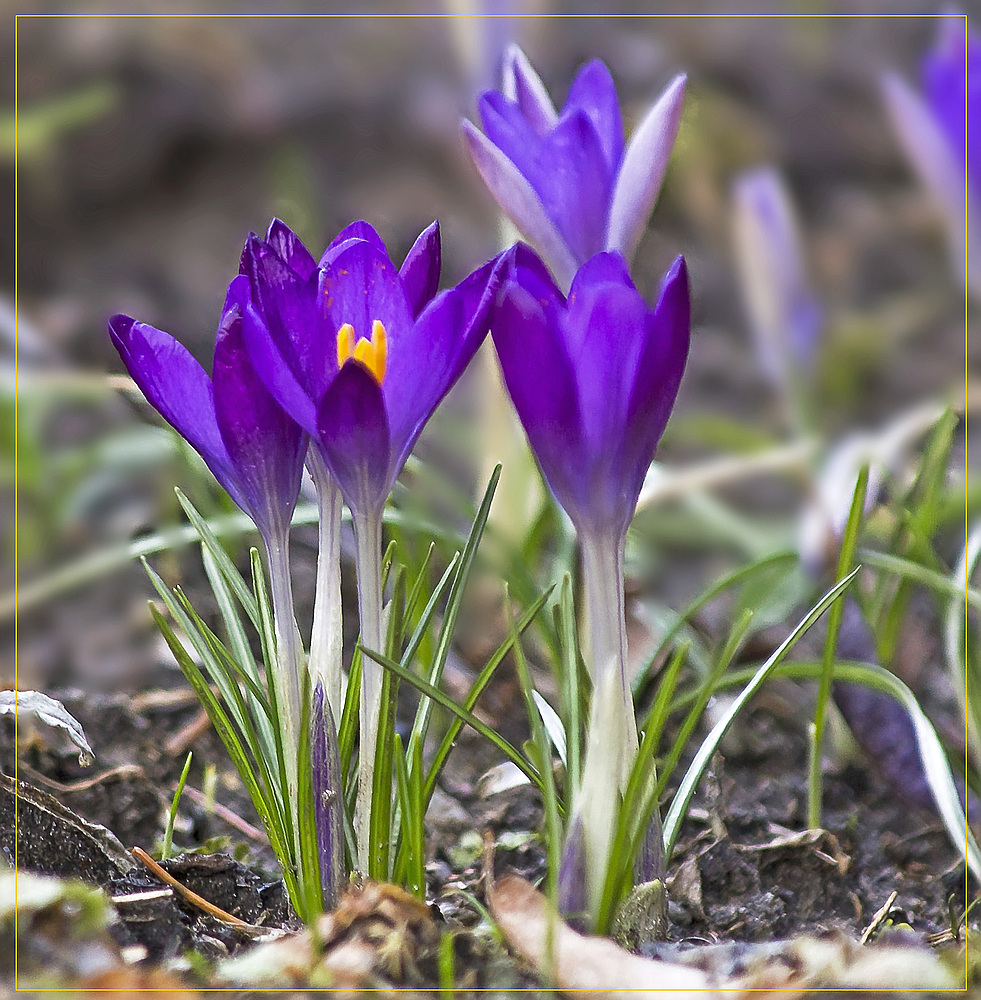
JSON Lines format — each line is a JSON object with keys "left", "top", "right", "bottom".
{"left": 212, "top": 283, "right": 306, "bottom": 538}
{"left": 605, "top": 74, "right": 686, "bottom": 263}
{"left": 108, "top": 313, "right": 245, "bottom": 513}
{"left": 233, "top": 275, "right": 320, "bottom": 435}
{"left": 398, "top": 220, "right": 441, "bottom": 318}
{"left": 922, "top": 16, "right": 981, "bottom": 199}
{"left": 502, "top": 43, "right": 558, "bottom": 134}
{"left": 317, "top": 361, "right": 392, "bottom": 517}
{"left": 264, "top": 218, "right": 318, "bottom": 280}
{"left": 546, "top": 108, "right": 616, "bottom": 264}
{"left": 621, "top": 256, "right": 690, "bottom": 510}
{"left": 563, "top": 59, "right": 624, "bottom": 176}
{"left": 882, "top": 72, "right": 968, "bottom": 254}
{"left": 462, "top": 118, "right": 578, "bottom": 288}
{"left": 318, "top": 220, "right": 388, "bottom": 269}
{"left": 565, "top": 265, "right": 650, "bottom": 465}
{"left": 245, "top": 234, "right": 333, "bottom": 402}
{"left": 493, "top": 256, "right": 586, "bottom": 520}
{"left": 321, "top": 239, "right": 413, "bottom": 345}
{"left": 479, "top": 92, "right": 611, "bottom": 264}
{"left": 385, "top": 254, "right": 500, "bottom": 472}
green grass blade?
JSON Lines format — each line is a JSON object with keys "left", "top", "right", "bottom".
{"left": 149, "top": 605, "right": 299, "bottom": 906}
{"left": 658, "top": 611, "right": 754, "bottom": 802}
{"left": 296, "top": 671, "right": 322, "bottom": 921}
{"left": 807, "top": 465, "right": 868, "bottom": 829}
{"left": 420, "top": 588, "right": 553, "bottom": 807}
{"left": 338, "top": 650, "right": 363, "bottom": 786}
{"left": 507, "top": 591, "right": 562, "bottom": 900}
{"left": 557, "top": 575, "right": 583, "bottom": 797}
{"left": 362, "top": 645, "right": 546, "bottom": 796}
{"left": 201, "top": 546, "right": 262, "bottom": 688}
{"left": 631, "top": 550, "right": 798, "bottom": 697}
{"left": 661, "top": 568, "right": 859, "bottom": 861}
{"left": 945, "top": 522, "right": 981, "bottom": 757}
{"left": 639, "top": 641, "right": 690, "bottom": 741}
{"left": 859, "top": 549, "right": 981, "bottom": 609}
{"left": 162, "top": 751, "right": 192, "bottom": 860}
{"left": 250, "top": 548, "right": 294, "bottom": 857}
{"left": 409, "top": 466, "right": 501, "bottom": 749}
{"left": 176, "top": 488, "right": 260, "bottom": 627}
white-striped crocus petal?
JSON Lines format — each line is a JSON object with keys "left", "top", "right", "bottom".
{"left": 501, "top": 43, "right": 558, "bottom": 134}
{"left": 462, "top": 117, "right": 579, "bottom": 289}
{"left": 605, "top": 73, "right": 687, "bottom": 264}
{"left": 882, "top": 71, "right": 981, "bottom": 296}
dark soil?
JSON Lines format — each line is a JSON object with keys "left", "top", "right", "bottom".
{"left": 0, "top": 672, "right": 968, "bottom": 987}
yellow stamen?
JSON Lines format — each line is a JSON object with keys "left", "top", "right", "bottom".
{"left": 335, "top": 319, "right": 388, "bottom": 384}
{"left": 336, "top": 323, "right": 355, "bottom": 370}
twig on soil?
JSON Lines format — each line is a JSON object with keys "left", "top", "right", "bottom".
{"left": 481, "top": 828, "right": 496, "bottom": 893}
{"left": 131, "top": 846, "right": 258, "bottom": 931}
{"left": 181, "top": 784, "right": 266, "bottom": 842}
{"left": 18, "top": 761, "right": 144, "bottom": 794}
{"left": 129, "top": 688, "right": 201, "bottom": 712}
{"left": 860, "top": 890, "right": 898, "bottom": 944}
{"left": 164, "top": 707, "right": 212, "bottom": 757}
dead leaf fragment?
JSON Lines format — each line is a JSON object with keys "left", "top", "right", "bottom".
{"left": 487, "top": 874, "right": 798, "bottom": 1000}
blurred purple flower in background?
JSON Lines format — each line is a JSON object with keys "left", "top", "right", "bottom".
{"left": 731, "top": 167, "right": 823, "bottom": 401}
{"left": 883, "top": 13, "right": 980, "bottom": 296}
{"left": 493, "top": 243, "right": 690, "bottom": 922}
{"left": 463, "top": 47, "right": 686, "bottom": 290}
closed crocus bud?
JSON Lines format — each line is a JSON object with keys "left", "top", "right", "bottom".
{"left": 731, "top": 167, "right": 822, "bottom": 399}
{"left": 463, "top": 46, "right": 686, "bottom": 290}
{"left": 883, "top": 14, "right": 980, "bottom": 296}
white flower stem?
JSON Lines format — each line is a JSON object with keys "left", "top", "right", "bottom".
{"left": 581, "top": 531, "right": 637, "bottom": 772}
{"left": 264, "top": 526, "right": 305, "bottom": 867}
{"left": 307, "top": 448, "right": 344, "bottom": 720}
{"left": 575, "top": 530, "right": 645, "bottom": 922}
{"left": 352, "top": 508, "right": 384, "bottom": 873}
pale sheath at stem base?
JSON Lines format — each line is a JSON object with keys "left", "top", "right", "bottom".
{"left": 352, "top": 510, "right": 385, "bottom": 874}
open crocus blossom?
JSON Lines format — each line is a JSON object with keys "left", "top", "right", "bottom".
{"left": 883, "top": 14, "right": 980, "bottom": 296}
{"left": 463, "top": 45, "right": 686, "bottom": 290}
{"left": 493, "top": 244, "right": 690, "bottom": 926}
{"left": 239, "top": 218, "right": 441, "bottom": 726}
{"left": 109, "top": 287, "right": 311, "bottom": 878}
{"left": 241, "top": 218, "right": 501, "bottom": 868}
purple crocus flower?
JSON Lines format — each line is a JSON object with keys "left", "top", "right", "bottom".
{"left": 109, "top": 282, "right": 306, "bottom": 545}
{"left": 463, "top": 46, "right": 686, "bottom": 290}
{"left": 240, "top": 218, "right": 498, "bottom": 520}
{"left": 110, "top": 279, "right": 315, "bottom": 893}
{"left": 493, "top": 244, "right": 690, "bottom": 542}
{"left": 493, "top": 243, "right": 690, "bottom": 924}
{"left": 238, "top": 218, "right": 442, "bottom": 725}
{"left": 884, "top": 14, "right": 980, "bottom": 296}
{"left": 241, "top": 217, "right": 501, "bottom": 870}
